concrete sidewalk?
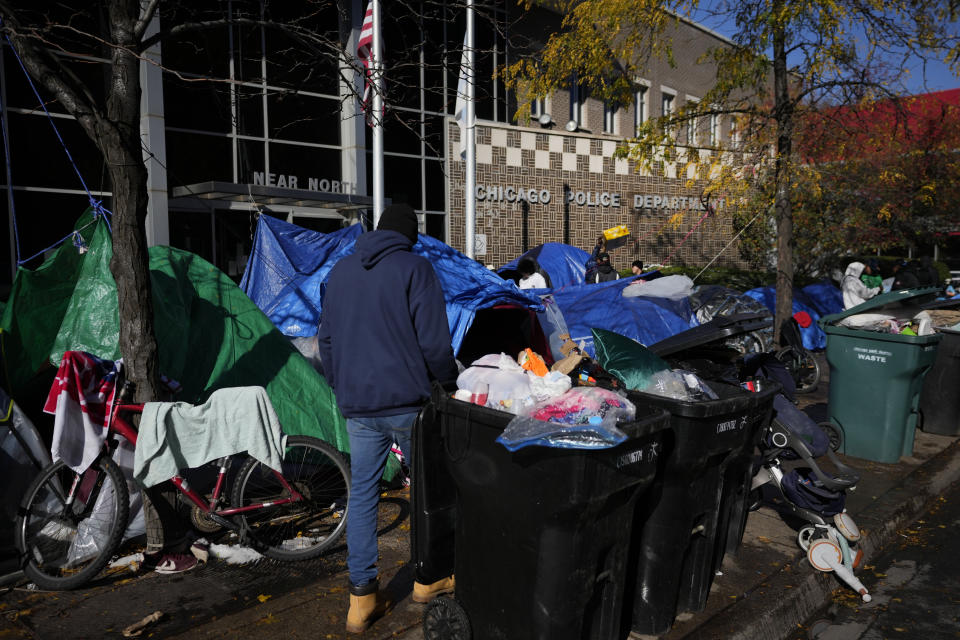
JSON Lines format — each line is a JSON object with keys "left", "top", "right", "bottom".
{"left": 1, "top": 353, "right": 958, "bottom": 640}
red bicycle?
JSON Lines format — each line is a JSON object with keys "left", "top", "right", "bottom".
{"left": 15, "top": 374, "right": 350, "bottom": 590}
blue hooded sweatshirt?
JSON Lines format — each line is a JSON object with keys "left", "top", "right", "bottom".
{"left": 316, "top": 230, "right": 458, "bottom": 417}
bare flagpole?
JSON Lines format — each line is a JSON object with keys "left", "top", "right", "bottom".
{"left": 372, "top": 0, "right": 384, "bottom": 226}
{"left": 464, "top": 0, "right": 476, "bottom": 259}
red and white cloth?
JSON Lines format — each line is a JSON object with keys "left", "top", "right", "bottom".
{"left": 43, "top": 351, "right": 122, "bottom": 473}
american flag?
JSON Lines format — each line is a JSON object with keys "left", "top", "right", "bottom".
{"left": 357, "top": 2, "right": 375, "bottom": 124}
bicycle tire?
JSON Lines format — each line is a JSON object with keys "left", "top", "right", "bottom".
{"left": 795, "top": 352, "right": 821, "bottom": 394}
{"left": 231, "top": 435, "right": 350, "bottom": 561}
{"left": 17, "top": 456, "right": 129, "bottom": 590}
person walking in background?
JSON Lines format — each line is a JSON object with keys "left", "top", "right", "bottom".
{"left": 631, "top": 260, "right": 644, "bottom": 276}
{"left": 317, "top": 203, "right": 459, "bottom": 634}
{"left": 841, "top": 261, "right": 881, "bottom": 309}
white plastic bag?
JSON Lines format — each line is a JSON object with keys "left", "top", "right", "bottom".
{"left": 457, "top": 354, "right": 533, "bottom": 414}
{"left": 622, "top": 274, "right": 693, "bottom": 300}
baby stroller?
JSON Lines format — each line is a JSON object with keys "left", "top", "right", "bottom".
{"left": 742, "top": 355, "right": 871, "bottom": 601}
{"left": 774, "top": 317, "right": 821, "bottom": 394}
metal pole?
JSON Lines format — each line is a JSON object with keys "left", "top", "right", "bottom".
{"left": 371, "top": 0, "right": 384, "bottom": 227}
{"left": 464, "top": 0, "right": 476, "bottom": 258}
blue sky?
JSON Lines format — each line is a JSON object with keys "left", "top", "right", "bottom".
{"left": 690, "top": 5, "right": 959, "bottom": 97}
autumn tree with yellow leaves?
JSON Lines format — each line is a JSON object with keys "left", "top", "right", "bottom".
{"left": 504, "top": 0, "right": 959, "bottom": 341}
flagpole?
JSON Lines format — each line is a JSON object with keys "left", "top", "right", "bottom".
{"left": 371, "top": 0, "right": 384, "bottom": 227}
{"left": 464, "top": 0, "right": 476, "bottom": 259}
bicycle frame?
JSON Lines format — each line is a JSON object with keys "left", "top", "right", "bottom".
{"left": 104, "top": 400, "right": 304, "bottom": 527}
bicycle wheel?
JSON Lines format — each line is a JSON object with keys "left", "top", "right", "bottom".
{"left": 795, "top": 352, "right": 821, "bottom": 394}
{"left": 17, "top": 456, "right": 129, "bottom": 590}
{"left": 231, "top": 435, "right": 350, "bottom": 561}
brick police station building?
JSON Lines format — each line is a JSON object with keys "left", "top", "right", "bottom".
{"left": 0, "top": 0, "right": 750, "bottom": 292}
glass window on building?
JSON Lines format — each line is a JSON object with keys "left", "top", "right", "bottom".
{"left": 603, "top": 102, "right": 618, "bottom": 135}
{"left": 661, "top": 91, "right": 674, "bottom": 117}
{"left": 634, "top": 85, "right": 647, "bottom": 133}
{"left": 569, "top": 78, "right": 584, "bottom": 128}
{"left": 686, "top": 98, "right": 699, "bottom": 146}
{"left": 709, "top": 113, "right": 719, "bottom": 146}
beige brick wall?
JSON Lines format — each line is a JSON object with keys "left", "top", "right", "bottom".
{"left": 447, "top": 120, "right": 751, "bottom": 270}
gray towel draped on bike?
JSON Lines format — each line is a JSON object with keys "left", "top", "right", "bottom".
{"left": 133, "top": 386, "right": 288, "bottom": 488}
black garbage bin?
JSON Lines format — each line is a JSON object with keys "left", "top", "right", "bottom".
{"left": 413, "top": 386, "right": 671, "bottom": 640}
{"left": 623, "top": 314, "right": 777, "bottom": 636}
{"left": 917, "top": 297, "right": 960, "bottom": 436}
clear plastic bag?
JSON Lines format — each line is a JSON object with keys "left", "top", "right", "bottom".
{"left": 642, "top": 369, "right": 719, "bottom": 401}
{"left": 457, "top": 353, "right": 533, "bottom": 414}
{"left": 496, "top": 387, "right": 635, "bottom": 451}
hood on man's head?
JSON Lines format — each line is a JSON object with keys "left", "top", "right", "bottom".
{"left": 377, "top": 203, "right": 419, "bottom": 243}
{"left": 598, "top": 252, "right": 610, "bottom": 262}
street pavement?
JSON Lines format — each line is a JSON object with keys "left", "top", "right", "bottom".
{"left": 790, "top": 478, "right": 960, "bottom": 640}
{"left": 0, "top": 352, "right": 959, "bottom": 639}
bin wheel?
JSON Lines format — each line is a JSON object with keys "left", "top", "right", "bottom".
{"left": 423, "top": 595, "right": 471, "bottom": 640}
{"left": 818, "top": 421, "right": 843, "bottom": 452}
{"left": 797, "top": 525, "right": 818, "bottom": 551}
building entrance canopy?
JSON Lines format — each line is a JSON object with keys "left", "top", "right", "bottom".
{"left": 169, "top": 181, "right": 373, "bottom": 213}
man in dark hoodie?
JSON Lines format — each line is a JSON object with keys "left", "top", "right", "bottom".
{"left": 317, "top": 204, "right": 459, "bottom": 633}
{"left": 590, "top": 252, "right": 621, "bottom": 283}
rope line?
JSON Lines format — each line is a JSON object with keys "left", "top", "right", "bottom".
{"left": 2, "top": 30, "right": 114, "bottom": 263}
{"left": 693, "top": 210, "right": 764, "bottom": 282}
{"left": 663, "top": 210, "right": 710, "bottom": 265}
{"left": 15, "top": 216, "right": 104, "bottom": 265}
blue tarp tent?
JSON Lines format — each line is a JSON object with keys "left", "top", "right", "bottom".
{"left": 800, "top": 280, "right": 844, "bottom": 318}
{"left": 240, "top": 215, "right": 541, "bottom": 355}
{"left": 498, "top": 243, "right": 592, "bottom": 288}
{"left": 548, "top": 278, "right": 697, "bottom": 357}
{"left": 744, "top": 287, "right": 827, "bottom": 350}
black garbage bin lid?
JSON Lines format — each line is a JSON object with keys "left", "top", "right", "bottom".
{"left": 649, "top": 312, "right": 771, "bottom": 358}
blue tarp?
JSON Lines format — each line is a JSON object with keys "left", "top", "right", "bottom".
{"left": 743, "top": 287, "right": 827, "bottom": 350}
{"left": 498, "top": 243, "right": 592, "bottom": 288}
{"left": 800, "top": 280, "right": 844, "bottom": 318}
{"left": 240, "top": 215, "right": 541, "bottom": 355}
{"left": 548, "top": 278, "right": 697, "bottom": 357}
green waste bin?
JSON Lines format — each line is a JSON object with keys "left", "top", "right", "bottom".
{"left": 819, "top": 287, "right": 942, "bottom": 463}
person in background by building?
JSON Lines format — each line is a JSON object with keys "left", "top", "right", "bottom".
{"left": 891, "top": 259, "right": 920, "bottom": 290}
{"left": 590, "top": 252, "right": 621, "bottom": 283}
{"left": 584, "top": 235, "right": 606, "bottom": 283}
{"left": 631, "top": 260, "right": 644, "bottom": 276}
{"left": 317, "top": 203, "right": 459, "bottom": 634}
{"left": 517, "top": 257, "right": 548, "bottom": 289}
{"left": 841, "top": 260, "right": 881, "bottom": 309}
{"left": 917, "top": 256, "right": 940, "bottom": 287}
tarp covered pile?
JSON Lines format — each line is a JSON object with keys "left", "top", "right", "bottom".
{"left": 240, "top": 214, "right": 542, "bottom": 354}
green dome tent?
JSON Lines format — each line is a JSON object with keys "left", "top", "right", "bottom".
{"left": 0, "top": 209, "right": 348, "bottom": 456}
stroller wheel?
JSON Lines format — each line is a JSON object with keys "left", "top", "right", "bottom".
{"left": 818, "top": 421, "right": 843, "bottom": 452}
{"left": 797, "top": 525, "right": 818, "bottom": 551}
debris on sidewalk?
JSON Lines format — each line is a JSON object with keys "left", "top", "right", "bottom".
{"left": 122, "top": 610, "right": 163, "bottom": 637}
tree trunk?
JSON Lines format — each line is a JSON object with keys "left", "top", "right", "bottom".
{"left": 103, "top": 0, "right": 161, "bottom": 402}
{"left": 772, "top": 13, "right": 794, "bottom": 347}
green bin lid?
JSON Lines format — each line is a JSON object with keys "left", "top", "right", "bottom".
{"left": 818, "top": 286, "right": 940, "bottom": 327}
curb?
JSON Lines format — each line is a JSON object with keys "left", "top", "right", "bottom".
{"left": 676, "top": 436, "right": 960, "bottom": 640}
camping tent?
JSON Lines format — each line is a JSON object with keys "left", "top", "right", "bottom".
{"left": 0, "top": 209, "right": 348, "bottom": 454}
{"left": 498, "top": 242, "right": 593, "bottom": 289}
{"left": 240, "top": 214, "right": 542, "bottom": 355}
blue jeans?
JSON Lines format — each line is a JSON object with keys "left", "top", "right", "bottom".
{"left": 346, "top": 411, "right": 418, "bottom": 588}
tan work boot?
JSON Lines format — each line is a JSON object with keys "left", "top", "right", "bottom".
{"left": 412, "top": 575, "right": 456, "bottom": 603}
{"left": 346, "top": 580, "right": 393, "bottom": 634}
